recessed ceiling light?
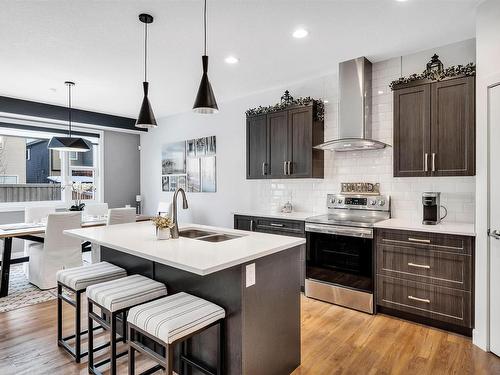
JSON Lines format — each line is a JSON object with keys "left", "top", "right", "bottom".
{"left": 395, "top": 0, "right": 408, "bottom": 2}
{"left": 224, "top": 56, "right": 239, "bottom": 64}
{"left": 323, "top": 100, "right": 329, "bottom": 103}
{"left": 377, "top": 90, "right": 384, "bottom": 95}
{"left": 292, "top": 28, "right": 308, "bottom": 39}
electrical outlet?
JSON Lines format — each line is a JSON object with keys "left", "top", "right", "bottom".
{"left": 246, "top": 263, "right": 256, "bottom": 287}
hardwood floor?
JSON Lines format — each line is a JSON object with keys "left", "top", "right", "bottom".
{"left": 0, "top": 295, "right": 499, "bottom": 374}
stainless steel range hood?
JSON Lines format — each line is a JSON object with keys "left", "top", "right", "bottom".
{"left": 315, "top": 57, "right": 390, "bottom": 152}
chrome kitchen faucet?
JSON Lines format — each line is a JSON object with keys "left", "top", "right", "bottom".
{"left": 171, "top": 187, "right": 189, "bottom": 239}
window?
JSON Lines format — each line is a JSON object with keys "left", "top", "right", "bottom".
{"left": 0, "top": 127, "right": 101, "bottom": 206}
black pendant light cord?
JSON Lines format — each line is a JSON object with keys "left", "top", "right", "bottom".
{"left": 204, "top": 0, "right": 207, "bottom": 55}
{"left": 68, "top": 83, "right": 72, "bottom": 138}
{"left": 144, "top": 20, "right": 148, "bottom": 82}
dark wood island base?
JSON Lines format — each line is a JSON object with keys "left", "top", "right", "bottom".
{"left": 101, "top": 244, "right": 302, "bottom": 375}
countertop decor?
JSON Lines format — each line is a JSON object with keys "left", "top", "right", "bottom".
{"left": 151, "top": 215, "right": 173, "bottom": 240}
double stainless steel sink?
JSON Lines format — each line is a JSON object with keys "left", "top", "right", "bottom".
{"left": 179, "top": 228, "right": 243, "bottom": 242}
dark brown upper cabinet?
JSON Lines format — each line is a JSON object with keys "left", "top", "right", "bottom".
{"left": 246, "top": 103, "right": 324, "bottom": 179}
{"left": 393, "top": 75, "right": 475, "bottom": 177}
{"left": 247, "top": 115, "right": 268, "bottom": 178}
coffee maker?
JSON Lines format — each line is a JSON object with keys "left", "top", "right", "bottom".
{"left": 422, "top": 192, "right": 447, "bottom": 225}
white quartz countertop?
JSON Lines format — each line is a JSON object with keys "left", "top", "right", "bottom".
{"left": 374, "top": 218, "right": 476, "bottom": 236}
{"left": 64, "top": 221, "right": 305, "bottom": 275}
{"left": 233, "top": 210, "right": 316, "bottom": 221}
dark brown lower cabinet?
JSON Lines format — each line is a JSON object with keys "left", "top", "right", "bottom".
{"left": 375, "top": 228, "right": 474, "bottom": 336}
{"left": 234, "top": 214, "right": 306, "bottom": 290}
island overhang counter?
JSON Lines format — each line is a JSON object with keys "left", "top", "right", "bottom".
{"left": 65, "top": 221, "right": 304, "bottom": 375}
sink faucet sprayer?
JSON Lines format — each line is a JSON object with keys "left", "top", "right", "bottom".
{"left": 171, "top": 188, "right": 188, "bottom": 239}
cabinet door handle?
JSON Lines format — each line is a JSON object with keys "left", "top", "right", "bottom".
{"left": 408, "top": 262, "right": 431, "bottom": 269}
{"left": 270, "top": 223, "right": 284, "bottom": 227}
{"left": 287, "top": 161, "right": 292, "bottom": 175}
{"left": 408, "top": 295, "right": 431, "bottom": 304}
{"left": 432, "top": 153, "right": 436, "bottom": 172}
{"left": 283, "top": 161, "right": 288, "bottom": 175}
{"left": 424, "top": 153, "right": 428, "bottom": 172}
{"left": 262, "top": 162, "right": 266, "bottom": 176}
{"left": 250, "top": 220, "right": 254, "bottom": 231}
{"left": 408, "top": 237, "right": 431, "bottom": 244}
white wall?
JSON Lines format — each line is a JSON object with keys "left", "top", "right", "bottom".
{"left": 474, "top": 0, "right": 500, "bottom": 351}
{"left": 142, "top": 39, "right": 476, "bottom": 228}
{"left": 103, "top": 131, "right": 140, "bottom": 208}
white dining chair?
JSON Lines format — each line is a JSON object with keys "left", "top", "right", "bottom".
{"left": 23, "top": 206, "right": 56, "bottom": 277}
{"left": 90, "top": 207, "right": 137, "bottom": 264}
{"left": 27, "top": 211, "right": 83, "bottom": 290}
{"left": 107, "top": 207, "right": 137, "bottom": 226}
{"left": 83, "top": 202, "right": 109, "bottom": 218}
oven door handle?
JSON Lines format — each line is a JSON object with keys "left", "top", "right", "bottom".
{"left": 305, "top": 223, "right": 373, "bottom": 239}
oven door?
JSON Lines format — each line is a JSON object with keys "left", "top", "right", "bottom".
{"left": 305, "top": 223, "right": 374, "bottom": 293}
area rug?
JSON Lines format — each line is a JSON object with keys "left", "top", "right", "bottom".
{"left": 0, "top": 264, "right": 57, "bottom": 313}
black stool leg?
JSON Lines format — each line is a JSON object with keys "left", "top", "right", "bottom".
{"left": 167, "top": 344, "right": 174, "bottom": 375}
{"left": 128, "top": 327, "right": 135, "bottom": 375}
{"left": 110, "top": 311, "right": 117, "bottom": 375}
{"left": 75, "top": 290, "right": 82, "bottom": 362}
{"left": 179, "top": 341, "right": 186, "bottom": 375}
{"left": 217, "top": 321, "right": 224, "bottom": 375}
{"left": 88, "top": 301, "right": 94, "bottom": 373}
{"left": 57, "top": 283, "right": 62, "bottom": 347}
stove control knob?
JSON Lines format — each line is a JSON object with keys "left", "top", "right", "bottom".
{"left": 370, "top": 200, "right": 376, "bottom": 205}
{"left": 338, "top": 199, "right": 343, "bottom": 204}
{"left": 329, "top": 198, "right": 335, "bottom": 204}
{"left": 378, "top": 200, "right": 386, "bottom": 206}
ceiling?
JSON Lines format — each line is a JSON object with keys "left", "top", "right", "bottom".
{"left": 0, "top": 0, "right": 478, "bottom": 119}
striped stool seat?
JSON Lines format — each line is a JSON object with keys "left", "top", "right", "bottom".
{"left": 127, "top": 293, "right": 226, "bottom": 375}
{"left": 86, "top": 275, "right": 167, "bottom": 375}
{"left": 86, "top": 274, "right": 167, "bottom": 312}
{"left": 128, "top": 292, "right": 226, "bottom": 344}
{"left": 56, "top": 262, "right": 127, "bottom": 363}
{"left": 56, "top": 261, "right": 127, "bottom": 291}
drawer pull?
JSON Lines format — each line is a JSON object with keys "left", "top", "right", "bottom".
{"left": 269, "top": 223, "right": 284, "bottom": 227}
{"left": 408, "top": 262, "right": 431, "bottom": 269}
{"left": 408, "top": 295, "right": 431, "bottom": 304}
{"left": 408, "top": 237, "right": 431, "bottom": 244}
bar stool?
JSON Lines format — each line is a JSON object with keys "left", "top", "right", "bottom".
{"left": 56, "top": 261, "right": 128, "bottom": 362}
{"left": 127, "top": 292, "right": 226, "bottom": 375}
{"left": 86, "top": 274, "right": 168, "bottom": 375}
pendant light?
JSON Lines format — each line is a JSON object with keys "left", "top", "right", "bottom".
{"left": 135, "top": 13, "right": 157, "bottom": 128}
{"left": 193, "top": 0, "right": 218, "bottom": 114}
{"left": 48, "top": 81, "right": 92, "bottom": 152}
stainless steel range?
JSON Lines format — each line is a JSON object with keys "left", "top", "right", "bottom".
{"left": 305, "top": 183, "right": 390, "bottom": 314}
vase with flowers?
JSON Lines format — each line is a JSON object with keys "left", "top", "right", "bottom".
{"left": 152, "top": 215, "right": 174, "bottom": 240}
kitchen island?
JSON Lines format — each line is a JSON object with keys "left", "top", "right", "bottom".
{"left": 65, "top": 221, "right": 305, "bottom": 375}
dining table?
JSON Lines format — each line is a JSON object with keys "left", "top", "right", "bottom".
{"left": 0, "top": 214, "right": 150, "bottom": 297}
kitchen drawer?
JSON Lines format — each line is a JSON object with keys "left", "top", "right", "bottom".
{"left": 255, "top": 218, "right": 305, "bottom": 237}
{"left": 377, "top": 244, "right": 472, "bottom": 291}
{"left": 376, "top": 228, "right": 472, "bottom": 255}
{"left": 377, "top": 275, "right": 471, "bottom": 328}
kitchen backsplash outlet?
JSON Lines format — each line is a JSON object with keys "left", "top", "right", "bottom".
{"left": 249, "top": 57, "right": 475, "bottom": 223}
